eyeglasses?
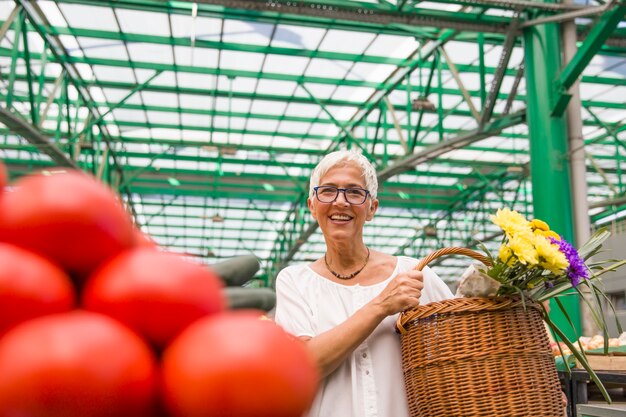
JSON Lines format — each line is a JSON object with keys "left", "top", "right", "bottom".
{"left": 313, "top": 186, "right": 370, "bottom": 205}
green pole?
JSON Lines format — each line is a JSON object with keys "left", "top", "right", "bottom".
{"left": 523, "top": 9, "right": 581, "bottom": 340}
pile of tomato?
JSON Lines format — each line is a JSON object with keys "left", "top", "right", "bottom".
{"left": 0, "top": 161, "right": 318, "bottom": 417}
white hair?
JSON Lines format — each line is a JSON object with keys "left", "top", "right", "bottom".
{"left": 309, "top": 150, "right": 378, "bottom": 200}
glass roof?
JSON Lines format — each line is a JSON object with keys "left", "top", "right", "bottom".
{"left": 0, "top": 0, "right": 625, "bottom": 286}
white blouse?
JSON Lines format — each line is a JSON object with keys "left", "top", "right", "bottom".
{"left": 274, "top": 256, "right": 454, "bottom": 417}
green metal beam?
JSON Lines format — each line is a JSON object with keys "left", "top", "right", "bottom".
{"left": 394, "top": 169, "right": 524, "bottom": 256}
{"left": 17, "top": 0, "right": 138, "bottom": 217}
{"left": 0, "top": 107, "right": 79, "bottom": 168}
{"left": 71, "top": 69, "right": 164, "bottom": 141}
{"left": 479, "top": 13, "right": 519, "bottom": 127}
{"left": 379, "top": 110, "right": 526, "bottom": 181}
{"left": 298, "top": 82, "right": 374, "bottom": 159}
{"left": 5, "top": 52, "right": 625, "bottom": 112}
{"left": 47, "top": 0, "right": 626, "bottom": 49}
{"left": 415, "top": 0, "right": 582, "bottom": 12}
{"left": 552, "top": 2, "right": 626, "bottom": 117}
{"left": 142, "top": 0, "right": 513, "bottom": 33}
{"left": 5, "top": 26, "right": 625, "bottom": 87}
{"left": 124, "top": 185, "right": 458, "bottom": 210}
{"left": 523, "top": 11, "right": 579, "bottom": 339}
{"left": 33, "top": 23, "right": 406, "bottom": 66}
{"left": 0, "top": 140, "right": 532, "bottom": 174}
{"left": 561, "top": 2, "right": 626, "bottom": 90}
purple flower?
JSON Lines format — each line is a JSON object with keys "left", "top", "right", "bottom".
{"left": 550, "top": 237, "right": 589, "bottom": 286}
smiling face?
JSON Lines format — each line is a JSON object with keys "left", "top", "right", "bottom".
{"left": 308, "top": 162, "right": 378, "bottom": 243}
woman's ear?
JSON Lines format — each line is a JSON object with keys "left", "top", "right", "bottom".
{"left": 366, "top": 198, "right": 378, "bottom": 221}
{"left": 307, "top": 197, "right": 317, "bottom": 220}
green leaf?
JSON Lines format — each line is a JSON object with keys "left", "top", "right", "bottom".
{"left": 574, "top": 284, "right": 607, "bottom": 339}
{"left": 535, "top": 280, "right": 574, "bottom": 302}
{"left": 476, "top": 241, "right": 493, "bottom": 261}
{"left": 512, "top": 288, "right": 527, "bottom": 311}
{"left": 540, "top": 305, "right": 571, "bottom": 374}
{"left": 578, "top": 228, "right": 611, "bottom": 260}
{"left": 543, "top": 314, "right": 572, "bottom": 374}
{"left": 588, "top": 284, "right": 610, "bottom": 354}
{"left": 545, "top": 319, "right": 612, "bottom": 404}
{"left": 589, "top": 260, "right": 626, "bottom": 279}
{"left": 589, "top": 280, "right": 624, "bottom": 334}
{"left": 554, "top": 297, "right": 580, "bottom": 341}
{"left": 588, "top": 257, "right": 623, "bottom": 269}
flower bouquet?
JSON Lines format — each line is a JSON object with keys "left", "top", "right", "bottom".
{"left": 397, "top": 208, "right": 626, "bottom": 417}
{"left": 457, "top": 208, "right": 626, "bottom": 402}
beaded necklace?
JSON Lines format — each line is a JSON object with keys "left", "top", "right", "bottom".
{"left": 324, "top": 247, "right": 370, "bottom": 280}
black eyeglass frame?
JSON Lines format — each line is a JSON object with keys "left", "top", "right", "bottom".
{"left": 313, "top": 186, "right": 371, "bottom": 205}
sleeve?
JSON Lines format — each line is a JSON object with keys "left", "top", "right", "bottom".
{"left": 422, "top": 265, "right": 454, "bottom": 302}
{"left": 273, "top": 268, "right": 316, "bottom": 338}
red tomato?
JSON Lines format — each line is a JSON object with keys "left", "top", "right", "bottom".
{"left": 161, "top": 311, "right": 319, "bottom": 417}
{"left": 132, "top": 227, "right": 158, "bottom": 248}
{"left": 0, "top": 311, "right": 158, "bottom": 417}
{"left": 0, "top": 159, "right": 6, "bottom": 190}
{"left": 0, "top": 243, "right": 75, "bottom": 336}
{"left": 82, "top": 248, "right": 225, "bottom": 349}
{"left": 0, "top": 170, "right": 135, "bottom": 281}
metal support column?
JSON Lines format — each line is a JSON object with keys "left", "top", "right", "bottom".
{"left": 523, "top": 5, "right": 581, "bottom": 339}
{"left": 563, "top": 0, "right": 595, "bottom": 337}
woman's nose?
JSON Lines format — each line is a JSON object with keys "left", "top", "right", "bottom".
{"left": 334, "top": 190, "right": 350, "bottom": 205}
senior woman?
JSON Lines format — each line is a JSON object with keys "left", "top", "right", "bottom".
{"left": 274, "top": 150, "right": 453, "bottom": 417}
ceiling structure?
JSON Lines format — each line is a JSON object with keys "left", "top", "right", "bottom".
{"left": 0, "top": 0, "right": 625, "bottom": 286}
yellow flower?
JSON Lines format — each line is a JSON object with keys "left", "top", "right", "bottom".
{"left": 530, "top": 219, "right": 549, "bottom": 231}
{"left": 499, "top": 244, "right": 513, "bottom": 264}
{"left": 491, "top": 208, "right": 532, "bottom": 236}
{"left": 533, "top": 234, "right": 568, "bottom": 275}
{"left": 508, "top": 232, "right": 538, "bottom": 266}
{"left": 535, "top": 229, "right": 561, "bottom": 241}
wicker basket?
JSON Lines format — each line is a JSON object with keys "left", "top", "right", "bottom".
{"left": 396, "top": 247, "right": 563, "bottom": 417}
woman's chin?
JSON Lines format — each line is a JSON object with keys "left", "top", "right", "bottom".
{"left": 324, "top": 227, "right": 357, "bottom": 240}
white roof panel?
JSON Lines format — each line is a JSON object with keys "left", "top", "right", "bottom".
{"left": 177, "top": 72, "right": 217, "bottom": 89}
{"left": 262, "top": 54, "right": 310, "bottom": 76}
{"left": 58, "top": 3, "right": 118, "bottom": 31}
{"left": 347, "top": 62, "right": 396, "bottom": 83}
{"left": 271, "top": 24, "right": 326, "bottom": 49}
{"left": 255, "top": 79, "right": 298, "bottom": 96}
{"left": 91, "top": 65, "right": 136, "bottom": 83}
{"left": 318, "top": 30, "right": 375, "bottom": 54}
{"left": 220, "top": 50, "right": 265, "bottom": 71}
{"left": 78, "top": 37, "right": 128, "bottom": 60}
{"left": 174, "top": 46, "right": 220, "bottom": 67}
{"left": 229, "top": 76, "right": 259, "bottom": 94}
{"left": 147, "top": 110, "right": 179, "bottom": 125}
{"left": 277, "top": 120, "right": 311, "bottom": 135}
{"left": 245, "top": 118, "right": 280, "bottom": 132}
{"left": 171, "top": 15, "right": 222, "bottom": 39}
{"left": 332, "top": 86, "right": 375, "bottom": 102}
{"left": 305, "top": 58, "right": 351, "bottom": 79}
{"left": 249, "top": 100, "right": 288, "bottom": 116}
{"left": 214, "top": 97, "right": 250, "bottom": 112}
{"left": 222, "top": 19, "right": 273, "bottom": 46}
{"left": 283, "top": 103, "right": 323, "bottom": 118}
{"left": 126, "top": 43, "right": 174, "bottom": 65}
{"left": 116, "top": 8, "right": 171, "bottom": 36}
{"left": 366, "top": 34, "right": 420, "bottom": 59}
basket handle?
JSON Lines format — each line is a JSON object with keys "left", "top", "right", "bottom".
{"left": 396, "top": 247, "right": 493, "bottom": 334}
{"left": 414, "top": 247, "right": 492, "bottom": 271}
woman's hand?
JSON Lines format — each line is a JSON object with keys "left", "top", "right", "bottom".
{"left": 371, "top": 270, "right": 424, "bottom": 316}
